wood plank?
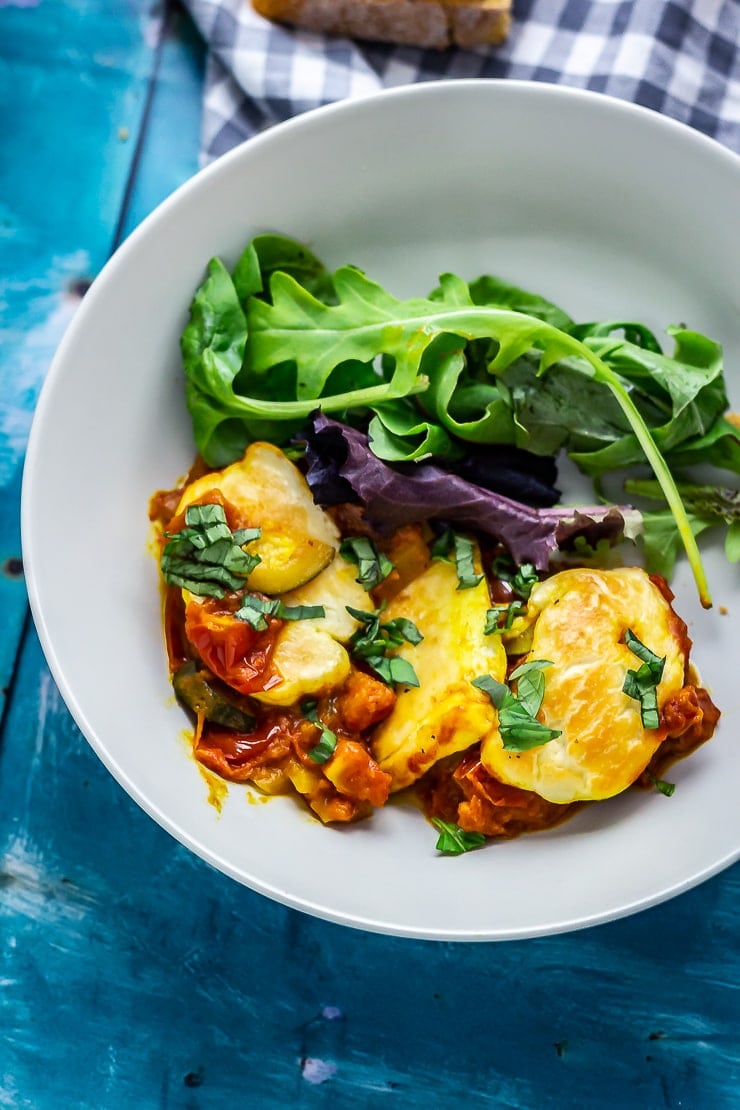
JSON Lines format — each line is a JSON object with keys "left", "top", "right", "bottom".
{"left": 122, "top": 3, "right": 206, "bottom": 238}
{"left": 2, "top": 636, "right": 740, "bottom": 1107}
{"left": 0, "top": 0, "right": 165, "bottom": 722}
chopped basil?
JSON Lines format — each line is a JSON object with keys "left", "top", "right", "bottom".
{"left": 508, "top": 660, "right": 553, "bottom": 718}
{"left": 472, "top": 665, "right": 561, "bottom": 751}
{"left": 235, "top": 593, "right": 325, "bottom": 631}
{"left": 382, "top": 616, "right": 424, "bottom": 646}
{"left": 646, "top": 771, "right": 676, "bottom": 797}
{"left": 339, "top": 536, "right": 394, "bottom": 591}
{"left": 622, "top": 629, "right": 666, "bottom": 730}
{"left": 432, "top": 819, "right": 486, "bottom": 855}
{"left": 490, "top": 554, "right": 539, "bottom": 599}
{"left": 160, "top": 503, "right": 261, "bottom": 597}
{"left": 365, "top": 654, "right": 420, "bottom": 688}
{"left": 345, "top": 604, "right": 422, "bottom": 688}
{"left": 490, "top": 553, "right": 515, "bottom": 580}
{"left": 431, "top": 528, "right": 483, "bottom": 590}
{"left": 512, "top": 563, "right": 538, "bottom": 599}
{"left": 303, "top": 701, "right": 338, "bottom": 765}
{"left": 484, "top": 599, "right": 525, "bottom": 635}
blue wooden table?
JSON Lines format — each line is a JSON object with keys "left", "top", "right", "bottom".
{"left": 2, "top": 4, "right": 739, "bottom": 1106}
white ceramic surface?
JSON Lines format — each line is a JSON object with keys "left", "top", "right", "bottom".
{"left": 22, "top": 81, "right": 740, "bottom": 940}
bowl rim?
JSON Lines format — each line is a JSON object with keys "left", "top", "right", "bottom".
{"left": 20, "top": 78, "right": 740, "bottom": 940}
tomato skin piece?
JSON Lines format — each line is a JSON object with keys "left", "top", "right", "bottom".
{"left": 196, "top": 718, "right": 292, "bottom": 781}
{"left": 184, "top": 597, "right": 281, "bottom": 695}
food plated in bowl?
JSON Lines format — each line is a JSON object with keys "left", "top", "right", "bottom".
{"left": 149, "top": 232, "right": 725, "bottom": 848}
{"left": 22, "top": 80, "right": 740, "bottom": 938}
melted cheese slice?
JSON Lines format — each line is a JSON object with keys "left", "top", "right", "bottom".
{"left": 371, "top": 553, "right": 507, "bottom": 792}
{"left": 251, "top": 555, "right": 369, "bottom": 706}
{"left": 481, "top": 567, "right": 688, "bottom": 804}
{"left": 175, "top": 442, "right": 338, "bottom": 594}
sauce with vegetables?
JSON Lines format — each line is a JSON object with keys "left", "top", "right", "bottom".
{"left": 151, "top": 441, "right": 719, "bottom": 852}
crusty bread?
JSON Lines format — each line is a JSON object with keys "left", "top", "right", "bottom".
{"left": 251, "top": 0, "right": 511, "bottom": 49}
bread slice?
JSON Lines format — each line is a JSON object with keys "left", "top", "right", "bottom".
{"left": 251, "top": 0, "right": 511, "bottom": 49}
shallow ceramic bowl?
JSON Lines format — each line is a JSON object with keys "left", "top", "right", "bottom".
{"left": 22, "top": 81, "right": 740, "bottom": 940}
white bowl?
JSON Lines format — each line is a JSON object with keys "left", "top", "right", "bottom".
{"left": 22, "top": 80, "right": 740, "bottom": 940}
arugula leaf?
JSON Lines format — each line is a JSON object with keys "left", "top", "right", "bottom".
{"left": 181, "top": 258, "right": 303, "bottom": 466}
{"left": 622, "top": 629, "right": 665, "bottom": 730}
{"left": 303, "top": 701, "right": 338, "bottom": 765}
{"left": 160, "top": 503, "right": 261, "bottom": 597}
{"left": 431, "top": 819, "right": 486, "bottom": 855}
{"left": 246, "top": 270, "right": 712, "bottom": 603}
{"left": 726, "top": 520, "right": 740, "bottom": 562}
{"left": 418, "top": 332, "right": 517, "bottom": 447}
{"left": 430, "top": 528, "right": 484, "bottom": 589}
{"left": 466, "top": 274, "right": 575, "bottom": 331}
{"left": 472, "top": 670, "right": 561, "bottom": 751}
{"left": 232, "top": 234, "right": 336, "bottom": 306}
{"left": 368, "top": 396, "right": 460, "bottom": 462}
{"left": 234, "top": 594, "right": 325, "bottom": 631}
{"left": 570, "top": 320, "right": 663, "bottom": 352}
{"left": 181, "top": 237, "right": 723, "bottom": 604}
{"left": 631, "top": 509, "right": 714, "bottom": 581}
{"left": 340, "top": 536, "right": 394, "bottom": 591}
{"left": 626, "top": 476, "right": 740, "bottom": 573}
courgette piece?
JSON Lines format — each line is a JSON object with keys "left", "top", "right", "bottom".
{"left": 173, "top": 661, "right": 256, "bottom": 731}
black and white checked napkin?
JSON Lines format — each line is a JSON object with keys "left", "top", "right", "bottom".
{"left": 181, "top": 0, "right": 739, "bottom": 161}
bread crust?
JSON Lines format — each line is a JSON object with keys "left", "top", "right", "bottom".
{"left": 251, "top": 0, "right": 511, "bottom": 49}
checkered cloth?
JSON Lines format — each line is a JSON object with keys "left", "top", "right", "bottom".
{"left": 181, "top": 0, "right": 739, "bottom": 162}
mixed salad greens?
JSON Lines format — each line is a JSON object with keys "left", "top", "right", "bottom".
{"left": 181, "top": 234, "right": 740, "bottom": 605}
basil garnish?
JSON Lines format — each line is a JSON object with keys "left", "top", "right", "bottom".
{"left": 160, "top": 503, "right": 261, "bottom": 597}
{"left": 622, "top": 629, "right": 666, "bottom": 730}
{"left": 339, "top": 536, "right": 394, "bottom": 591}
{"left": 235, "top": 594, "right": 325, "bottom": 631}
{"left": 431, "top": 528, "right": 484, "bottom": 590}
{"left": 303, "top": 701, "right": 338, "bottom": 765}
{"left": 484, "top": 599, "right": 525, "bottom": 635}
{"left": 490, "top": 554, "right": 538, "bottom": 599}
{"left": 345, "top": 604, "right": 422, "bottom": 688}
{"left": 646, "top": 771, "right": 676, "bottom": 797}
{"left": 472, "top": 663, "right": 561, "bottom": 751}
{"left": 432, "top": 819, "right": 486, "bottom": 855}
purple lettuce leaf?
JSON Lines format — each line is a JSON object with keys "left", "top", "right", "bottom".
{"left": 305, "top": 414, "right": 639, "bottom": 570}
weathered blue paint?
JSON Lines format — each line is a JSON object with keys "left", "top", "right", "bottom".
{"left": 1, "top": 3, "right": 739, "bottom": 1108}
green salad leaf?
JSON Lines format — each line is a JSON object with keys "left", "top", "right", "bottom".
{"left": 179, "top": 234, "right": 740, "bottom": 606}
{"left": 625, "top": 478, "right": 740, "bottom": 577}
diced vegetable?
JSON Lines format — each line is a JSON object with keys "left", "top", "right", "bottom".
{"left": 172, "top": 661, "right": 256, "bottom": 732}
{"left": 250, "top": 556, "right": 369, "bottom": 707}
